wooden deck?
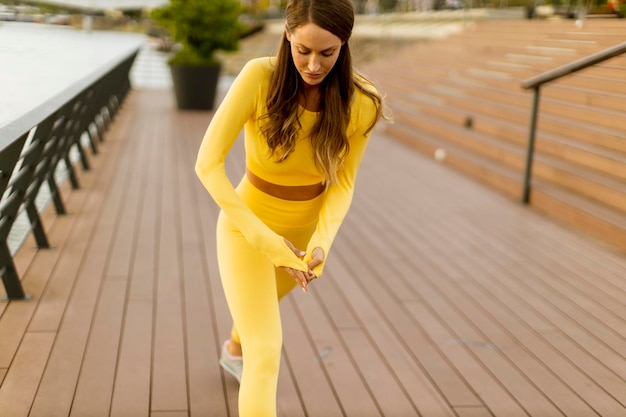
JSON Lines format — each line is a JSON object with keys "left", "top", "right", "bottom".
{"left": 1, "top": 82, "right": 626, "bottom": 415}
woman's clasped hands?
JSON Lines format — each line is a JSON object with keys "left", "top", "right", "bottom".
{"left": 282, "top": 239, "right": 324, "bottom": 293}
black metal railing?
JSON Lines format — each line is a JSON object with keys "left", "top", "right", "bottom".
{"left": 0, "top": 48, "right": 139, "bottom": 300}
{"left": 519, "top": 40, "right": 626, "bottom": 204}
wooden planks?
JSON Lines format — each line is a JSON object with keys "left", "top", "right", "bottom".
{"left": 0, "top": 78, "right": 625, "bottom": 417}
{"left": 0, "top": 333, "right": 55, "bottom": 417}
{"left": 345, "top": 135, "right": 626, "bottom": 416}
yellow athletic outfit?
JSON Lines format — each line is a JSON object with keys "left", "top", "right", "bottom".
{"left": 195, "top": 57, "right": 378, "bottom": 417}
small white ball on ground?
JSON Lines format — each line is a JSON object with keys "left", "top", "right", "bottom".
{"left": 434, "top": 148, "right": 446, "bottom": 162}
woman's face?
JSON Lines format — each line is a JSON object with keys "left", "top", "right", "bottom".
{"left": 286, "top": 23, "right": 343, "bottom": 87}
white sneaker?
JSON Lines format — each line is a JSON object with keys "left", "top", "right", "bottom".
{"left": 219, "top": 340, "right": 242, "bottom": 383}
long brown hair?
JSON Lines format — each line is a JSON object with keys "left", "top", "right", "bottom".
{"left": 259, "top": 0, "right": 385, "bottom": 184}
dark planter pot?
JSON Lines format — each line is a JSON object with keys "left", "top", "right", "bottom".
{"left": 170, "top": 63, "right": 221, "bottom": 110}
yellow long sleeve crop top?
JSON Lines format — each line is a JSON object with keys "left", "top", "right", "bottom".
{"left": 195, "top": 57, "right": 378, "bottom": 276}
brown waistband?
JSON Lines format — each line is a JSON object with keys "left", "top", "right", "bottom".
{"left": 246, "top": 168, "right": 325, "bottom": 201}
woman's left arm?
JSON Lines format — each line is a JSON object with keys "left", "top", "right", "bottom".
{"left": 305, "top": 96, "right": 378, "bottom": 278}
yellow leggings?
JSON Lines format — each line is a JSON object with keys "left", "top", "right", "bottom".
{"left": 216, "top": 176, "right": 325, "bottom": 417}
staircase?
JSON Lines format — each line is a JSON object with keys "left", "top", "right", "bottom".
{"left": 364, "top": 17, "right": 626, "bottom": 252}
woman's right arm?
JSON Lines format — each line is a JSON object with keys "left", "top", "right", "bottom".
{"left": 195, "top": 59, "right": 309, "bottom": 272}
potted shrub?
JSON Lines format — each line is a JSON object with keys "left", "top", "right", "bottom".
{"left": 150, "top": 0, "right": 246, "bottom": 110}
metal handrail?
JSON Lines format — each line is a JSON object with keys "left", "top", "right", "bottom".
{"left": 0, "top": 48, "right": 139, "bottom": 300}
{"left": 519, "top": 40, "right": 626, "bottom": 204}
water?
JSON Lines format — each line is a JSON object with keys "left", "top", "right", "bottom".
{"left": 0, "top": 21, "right": 147, "bottom": 128}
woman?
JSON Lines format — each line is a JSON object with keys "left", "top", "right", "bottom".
{"left": 195, "top": 0, "right": 386, "bottom": 415}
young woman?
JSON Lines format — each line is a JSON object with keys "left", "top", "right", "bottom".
{"left": 195, "top": 0, "right": 386, "bottom": 415}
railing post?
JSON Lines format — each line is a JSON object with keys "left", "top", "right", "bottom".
{"left": 522, "top": 86, "right": 541, "bottom": 204}
{"left": 0, "top": 241, "right": 29, "bottom": 300}
{"left": 520, "top": 41, "right": 626, "bottom": 204}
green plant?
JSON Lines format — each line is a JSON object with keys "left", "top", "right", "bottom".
{"left": 151, "top": 0, "right": 246, "bottom": 66}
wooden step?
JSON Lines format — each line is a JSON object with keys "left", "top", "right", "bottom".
{"left": 533, "top": 153, "right": 626, "bottom": 213}
{"left": 541, "top": 83, "right": 626, "bottom": 113}
{"left": 551, "top": 73, "right": 626, "bottom": 95}
{"left": 538, "top": 98, "right": 626, "bottom": 131}
{"left": 535, "top": 131, "right": 626, "bottom": 181}
{"left": 531, "top": 182, "right": 626, "bottom": 252}
{"left": 536, "top": 112, "right": 626, "bottom": 155}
